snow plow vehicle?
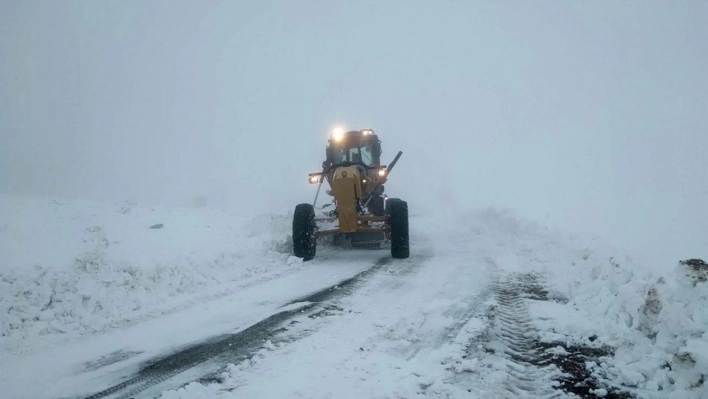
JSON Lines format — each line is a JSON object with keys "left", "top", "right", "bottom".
{"left": 293, "top": 128, "right": 409, "bottom": 261}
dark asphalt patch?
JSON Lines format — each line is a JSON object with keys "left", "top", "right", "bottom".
{"left": 82, "top": 303, "right": 317, "bottom": 399}
{"left": 82, "top": 256, "right": 391, "bottom": 399}
{"left": 284, "top": 256, "right": 391, "bottom": 306}
{"left": 82, "top": 350, "right": 144, "bottom": 372}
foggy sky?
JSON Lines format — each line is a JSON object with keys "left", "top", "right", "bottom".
{"left": 1, "top": 1, "right": 706, "bottom": 267}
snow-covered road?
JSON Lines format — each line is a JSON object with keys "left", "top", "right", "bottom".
{"left": 1, "top": 196, "right": 706, "bottom": 399}
{"left": 175, "top": 243, "right": 494, "bottom": 399}
{"left": 3, "top": 249, "right": 389, "bottom": 399}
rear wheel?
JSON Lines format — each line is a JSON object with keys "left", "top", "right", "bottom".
{"left": 387, "top": 199, "right": 409, "bottom": 259}
{"left": 293, "top": 203, "right": 316, "bottom": 261}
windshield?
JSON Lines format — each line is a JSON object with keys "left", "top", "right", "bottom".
{"left": 327, "top": 138, "right": 379, "bottom": 168}
{"left": 346, "top": 145, "right": 374, "bottom": 166}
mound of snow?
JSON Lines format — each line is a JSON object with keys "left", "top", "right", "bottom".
{"left": 0, "top": 195, "right": 295, "bottom": 352}
{"left": 547, "top": 251, "right": 707, "bottom": 397}
{"left": 447, "top": 208, "right": 707, "bottom": 398}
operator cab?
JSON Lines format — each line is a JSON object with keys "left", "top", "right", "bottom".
{"left": 324, "top": 129, "right": 381, "bottom": 170}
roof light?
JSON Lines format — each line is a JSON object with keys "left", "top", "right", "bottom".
{"left": 332, "top": 127, "right": 345, "bottom": 141}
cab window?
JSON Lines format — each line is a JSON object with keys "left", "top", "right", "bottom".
{"left": 346, "top": 146, "right": 374, "bottom": 166}
{"left": 359, "top": 145, "right": 374, "bottom": 166}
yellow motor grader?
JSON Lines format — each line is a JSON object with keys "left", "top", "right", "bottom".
{"left": 293, "top": 128, "right": 409, "bottom": 261}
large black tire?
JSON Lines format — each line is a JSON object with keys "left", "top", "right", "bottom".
{"left": 293, "top": 203, "right": 316, "bottom": 261}
{"left": 387, "top": 199, "right": 409, "bottom": 259}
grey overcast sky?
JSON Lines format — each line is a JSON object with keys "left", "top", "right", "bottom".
{"left": 1, "top": 1, "right": 706, "bottom": 266}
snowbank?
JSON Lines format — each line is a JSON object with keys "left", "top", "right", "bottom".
{"left": 454, "top": 208, "right": 707, "bottom": 398}
{"left": 567, "top": 258, "right": 708, "bottom": 398}
{"left": 0, "top": 195, "right": 294, "bottom": 352}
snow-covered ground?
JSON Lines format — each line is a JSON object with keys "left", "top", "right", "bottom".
{"left": 462, "top": 210, "right": 708, "bottom": 399}
{"left": 0, "top": 194, "right": 294, "bottom": 353}
{"left": 1, "top": 195, "right": 706, "bottom": 399}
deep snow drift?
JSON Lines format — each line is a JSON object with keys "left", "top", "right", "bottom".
{"left": 1, "top": 195, "right": 706, "bottom": 398}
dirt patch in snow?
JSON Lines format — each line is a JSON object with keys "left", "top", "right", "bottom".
{"left": 535, "top": 341, "right": 634, "bottom": 399}
{"left": 680, "top": 258, "right": 707, "bottom": 285}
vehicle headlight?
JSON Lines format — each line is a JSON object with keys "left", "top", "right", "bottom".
{"left": 378, "top": 169, "right": 386, "bottom": 177}
{"left": 332, "top": 127, "right": 345, "bottom": 141}
{"left": 309, "top": 175, "right": 321, "bottom": 184}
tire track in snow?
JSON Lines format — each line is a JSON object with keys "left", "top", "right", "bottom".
{"left": 283, "top": 255, "right": 393, "bottom": 306}
{"left": 490, "top": 273, "right": 559, "bottom": 399}
{"left": 397, "top": 286, "right": 494, "bottom": 362}
{"left": 82, "top": 302, "right": 318, "bottom": 399}
{"left": 80, "top": 255, "right": 408, "bottom": 399}
{"left": 361, "top": 254, "right": 495, "bottom": 376}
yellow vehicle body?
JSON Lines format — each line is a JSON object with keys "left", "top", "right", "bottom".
{"left": 331, "top": 166, "right": 363, "bottom": 233}
{"left": 292, "top": 128, "right": 409, "bottom": 260}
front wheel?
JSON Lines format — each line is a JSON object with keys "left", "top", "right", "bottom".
{"left": 387, "top": 199, "right": 409, "bottom": 259}
{"left": 293, "top": 203, "right": 317, "bottom": 261}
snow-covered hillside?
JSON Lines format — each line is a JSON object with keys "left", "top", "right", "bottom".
{"left": 1, "top": 195, "right": 705, "bottom": 399}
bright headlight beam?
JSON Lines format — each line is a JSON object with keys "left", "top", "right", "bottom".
{"left": 332, "top": 127, "right": 345, "bottom": 141}
{"left": 378, "top": 169, "right": 386, "bottom": 177}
